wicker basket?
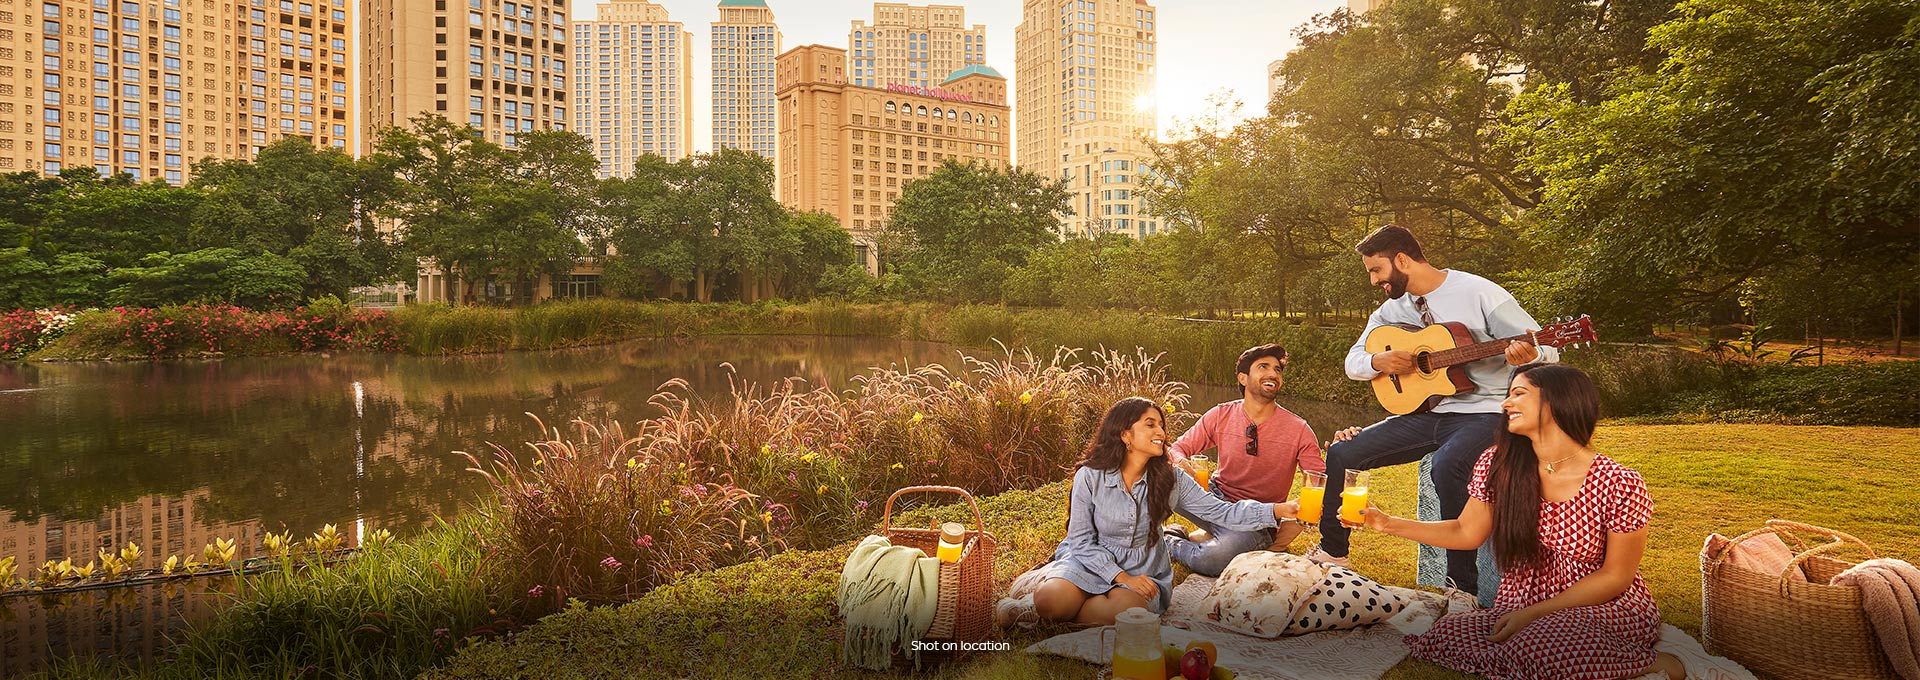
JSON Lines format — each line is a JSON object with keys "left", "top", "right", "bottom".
{"left": 880, "top": 485, "right": 998, "bottom": 646}
{"left": 1700, "top": 519, "right": 1899, "bottom": 680}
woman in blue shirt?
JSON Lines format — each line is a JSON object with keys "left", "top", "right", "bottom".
{"left": 1012, "top": 397, "right": 1300, "bottom": 626}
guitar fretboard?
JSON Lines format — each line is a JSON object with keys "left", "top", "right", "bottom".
{"left": 1421, "top": 333, "right": 1534, "bottom": 372}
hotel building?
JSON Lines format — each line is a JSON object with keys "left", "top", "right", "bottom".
{"left": 776, "top": 44, "right": 1009, "bottom": 270}
{"left": 846, "top": 3, "right": 985, "bottom": 90}
{"left": 572, "top": 0, "right": 691, "bottom": 176}
{"left": 362, "top": 0, "right": 570, "bottom": 153}
{"left": 1013, "top": 0, "right": 1161, "bottom": 238}
{"left": 0, "top": 0, "right": 354, "bottom": 184}
{"left": 710, "top": 0, "right": 777, "bottom": 159}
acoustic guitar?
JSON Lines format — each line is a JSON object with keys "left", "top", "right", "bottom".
{"left": 1366, "top": 315, "right": 1597, "bottom": 415}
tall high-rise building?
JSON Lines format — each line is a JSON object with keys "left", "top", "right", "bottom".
{"left": 1015, "top": 0, "right": 1160, "bottom": 238}
{"left": 363, "top": 0, "right": 570, "bottom": 154}
{"left": 777, "top": 45, "right": 1009, "bottom": 269}
{"left": 573, "top": 0, "right": 692, "bottom": 177}
{"left": 846, "top": 4, "right": 985, "bottom": 90}
{"left": 710, "top": 0, "right": 779, "bottom": 159}
{"left": 0, "top": 0, "right": 354, "bottom": 184}
{"left": 1348, "top": 0, "right": 1384, "bottom": 14}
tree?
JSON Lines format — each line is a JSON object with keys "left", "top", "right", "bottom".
{"left": 189, "top": 137, "right": 399, "bottom": 299}
{"left": 762, "top": 211, "right": 856, "bottom": 299}
{"left": 372, "top": 115, "right": 583, "bottom": 303}
{"left": 1508, "top": 0, "right": 1920, "bottom": 337}
{"left": 1142, "top": 93, "right": 1363, "bottom": 317}
{"left": 103, "top": 248, "right": 305, "bottom": 308}
{"left": 882, "top": 160, "right": 1070, "bottom": 302}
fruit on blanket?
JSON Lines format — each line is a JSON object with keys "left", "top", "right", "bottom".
{"left": 1181, "top": 648, "right": 1212, "bottom": 680}
{"left": 1209, "top": 667, "right": 1237, "bottom": 680}
{"left": 1184, "top": 641, "right": 1217, "bottom": 664}
{"left": 1163, "top": 644, "right": 1183, "bottom": 678}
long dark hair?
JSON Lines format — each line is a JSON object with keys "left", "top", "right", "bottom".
{"left": 1076, "top": 397, "right": 1176, "bottom": 539}
{"left": 1487, "top": 364, "right": 1601, "bottom": 571}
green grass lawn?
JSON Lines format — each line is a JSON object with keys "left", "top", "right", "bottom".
{"left": 424, "top": 425, "right": 1919, "bottom": 680}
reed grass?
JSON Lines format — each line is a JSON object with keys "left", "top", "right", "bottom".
{"left": 470, "top": 348, "right": 1191, "bottom": 613}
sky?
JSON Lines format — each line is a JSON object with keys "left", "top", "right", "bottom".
{"left": 569, "top": 0, "right": 1348, "bottom": 153}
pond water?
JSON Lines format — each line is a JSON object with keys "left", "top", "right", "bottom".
{"left": 0, "top": 335, "right": 1381, "bottom": 673}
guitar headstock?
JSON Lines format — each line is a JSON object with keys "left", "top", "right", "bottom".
{"left": 1536, "top": 315, "right": 1598, "bottom": 349}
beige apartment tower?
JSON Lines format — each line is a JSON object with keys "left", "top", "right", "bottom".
{"left": 1014, "top": 0, "right": 1160, "bottom": 238}
{"left": 573, "top": 0, "right": 692, "bottom": 177}
{"left": 711, "top": 0, "right": 778, "bottom": 158}
{"left": 777, "top": 45, "right": 1009, "bottom": 266}
{"left": 846, "top": 3, "right": 985, "bottom": 90}
{"left": 0, "top": 0, "right": 354, "bottom": 184}
{"left": 363, "top": 0, "right": 570, "bottom": 154}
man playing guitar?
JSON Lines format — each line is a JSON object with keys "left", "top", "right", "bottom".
{"left": 1305, "top": 225, "right": 1558, "bottom": 601}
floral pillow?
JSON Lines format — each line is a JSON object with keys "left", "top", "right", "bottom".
{"left": 1283, "top": 565, "right": 1408, "bottom": 634}
{"left": 1198, "top": 551, "right": 1323, "bottom": 638}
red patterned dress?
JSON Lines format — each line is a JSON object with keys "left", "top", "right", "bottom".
{"left": 1405, "top": 449, "right": 1662, "bottom": 680}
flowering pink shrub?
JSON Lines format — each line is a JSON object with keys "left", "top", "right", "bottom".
{"left": 97, "top": 304, "right": 409, "bottom": 358}
{"left": 0, "top": 308, "right": 78, "bottom": 358}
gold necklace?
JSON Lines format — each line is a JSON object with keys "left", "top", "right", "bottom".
{"left": 1542, "top": 452, "right": 1581, "bottom": 474}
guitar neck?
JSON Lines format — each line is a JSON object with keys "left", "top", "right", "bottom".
{"left": 1426, "top": 332, "right": 1536, "bottom": 370}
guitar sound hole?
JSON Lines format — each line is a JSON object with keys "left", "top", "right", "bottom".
{"left": 1415, "top": 351, "right": 1432, "bottom": 374}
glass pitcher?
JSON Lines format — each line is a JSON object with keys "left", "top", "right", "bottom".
{"left": 1108, "top": 607, "right": 1165, "bottom": 680}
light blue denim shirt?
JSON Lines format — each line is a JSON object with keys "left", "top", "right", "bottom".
{"left": 1042, "top": 464, "right": 1278, "bottom": 612}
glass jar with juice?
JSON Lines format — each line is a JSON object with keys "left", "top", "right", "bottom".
{"left": 1108, "top": 607, "right": 1165, "bottom": 680}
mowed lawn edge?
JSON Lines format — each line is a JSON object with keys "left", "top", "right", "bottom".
{"left": 421, "top": 424, "right": 1920, "bottom": 680}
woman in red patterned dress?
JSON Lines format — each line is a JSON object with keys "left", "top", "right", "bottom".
{"left": 1346, "top": 364, "right": 1685, "bottom": 680}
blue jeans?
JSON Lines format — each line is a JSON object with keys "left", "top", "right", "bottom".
{"left": 1168, "top": 481, "right": 1277, "bottom": 577}
{"left": 1321, "top": 411, "right": 1502, "bottom": 595}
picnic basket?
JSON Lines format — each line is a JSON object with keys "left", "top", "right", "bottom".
{"left": 1700, "top": 519, "right": 1898, "bottom": 680}
{"left": 880, "top": 485, "right": 998, "bottom": 646}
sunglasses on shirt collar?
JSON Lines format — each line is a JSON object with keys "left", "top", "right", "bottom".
{"left": 1245, "top": 423, "right": 1259, "bottom": 457}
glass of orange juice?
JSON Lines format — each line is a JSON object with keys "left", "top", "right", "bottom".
{"left": 1339, "top": 470, "right": 1370, "bottom": 525}
{"left": 1297, "top": 471, "right": 1326, "bottom": 524}
{"left": 1183, "top": 455, "right": 1214, "bottom": 490}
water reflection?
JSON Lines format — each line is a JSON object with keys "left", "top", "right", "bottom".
{"left": 0, "top": 335, "right": 1381, "bottom": 672}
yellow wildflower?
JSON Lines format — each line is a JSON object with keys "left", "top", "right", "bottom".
{"left": 910, "top": 412, "right": 923, "bottom": 424}
{"left": 658, "top": 500, "right": 672, "bottom": 515}
{"left": 1019, "top": 390, "right": 1034, "bottom": 404}
{"left": 817, "top": 484, "right": 829, "bottom": 495}
{"left": 626, "top": 457, "right": 640, "bottom": 470}
{"left": 762, "top": 511, "right": 773, "bottom": 525}
{"left": 531, "top": 458, "right": 543, "bottom": 467}
{"left": 799, "top": 452, "right": 819, "bottom": 463}
{"left": 889, "top": 463, "right": 905, "bottom": 471}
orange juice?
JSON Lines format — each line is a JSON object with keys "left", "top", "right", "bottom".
{"left": 1111, "top": 650, "right": 1166, "bottom": 680}
{"left": 1339, "top": 487, "right": 1369, "bottom": 524}
{"left": 1297, "top": 486, "right": 1325, "bottom": 524}
{"left": 936, "top": 522, "right": 965, "bottom": 562}
{"left": 1183, "top": 455, "right": 1213, "bottom": 490}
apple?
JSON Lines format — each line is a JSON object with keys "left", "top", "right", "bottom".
{"left": 1180, "top": 648, "right": 1212, "bottom": 680}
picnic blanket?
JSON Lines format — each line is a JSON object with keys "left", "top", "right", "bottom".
{"left": 1030, "top": 573, "right": 1757, "bottom": 680}
{"left": 1026, "top": 575, "right": 1448, "bottom": 680}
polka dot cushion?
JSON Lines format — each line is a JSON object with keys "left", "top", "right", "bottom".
{"left": 1283, "top": 565, "right": 1409, "bottom": 635}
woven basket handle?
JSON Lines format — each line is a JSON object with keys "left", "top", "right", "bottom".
{"left": 880, "top": 485, "right": 987, "bottom": 535}
{"left": 1705, "top": 519, "right": 1866, "bottom": 570}
{"left": 1768, "top": 520, "right": 1876, "bottom": 588}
